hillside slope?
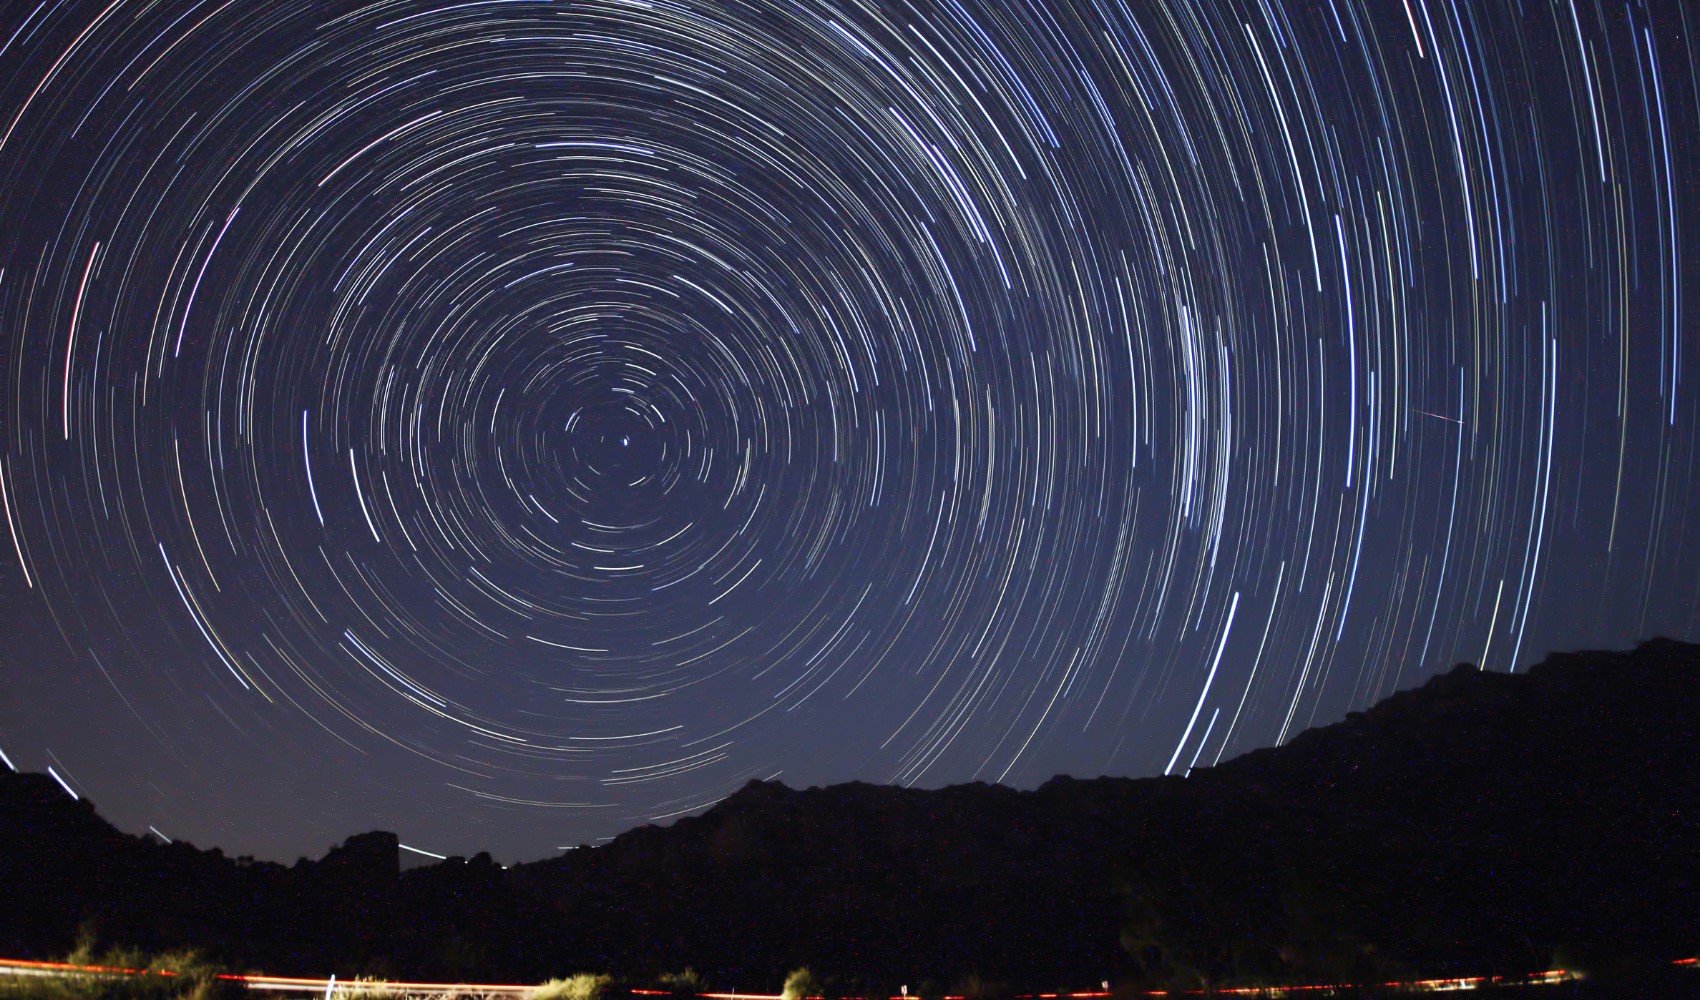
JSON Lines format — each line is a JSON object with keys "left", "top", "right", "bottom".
{"left": 2, "top": 639, "right": 1696, "bottom": 987}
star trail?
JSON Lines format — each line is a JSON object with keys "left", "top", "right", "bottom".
{"left": 0, "top": 0, "right": 1696, "bottom": 863}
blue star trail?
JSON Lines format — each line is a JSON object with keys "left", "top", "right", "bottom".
{"left": 0, "top": 0, "right": 1695, "bottom": 862}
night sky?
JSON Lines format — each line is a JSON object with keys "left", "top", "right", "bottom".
{"left": 1, "top": 0, "right": 1696, "bottom": 866}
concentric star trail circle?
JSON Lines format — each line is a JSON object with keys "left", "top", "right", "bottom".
{"left": 0, "top": 0, "right": 1695, "bottom": 860}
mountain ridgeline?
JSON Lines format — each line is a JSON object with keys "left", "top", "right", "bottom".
{"left": 1, "top": 639, "right": 1696, "bottom": 989}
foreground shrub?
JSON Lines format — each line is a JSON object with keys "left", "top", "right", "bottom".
{"left": 531, "top": 975, "right": 612, "bottom": 1000}
{"left": 331, "top": 977, "right": 396, "bottom": 1000}
{"left": 654, "top": 970, "right": 701, "bottom": 995}
{"left": 0, "top": 944, "right": 239, "bottom": 1000}
{"left": 781, "top": 968, "right": 822, "bottom": 1000}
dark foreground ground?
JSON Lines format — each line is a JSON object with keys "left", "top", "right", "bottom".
{"left": 3, "top": 639, "right": 1697, "bottom": 994}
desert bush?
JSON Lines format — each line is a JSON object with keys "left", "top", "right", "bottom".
{"left": 531, "top": 974, "right": 612, "bottom": 1000}
{"left": 781, "top": 968, "right": 822, "bottom": 1000}
{"left": 654, "top": 970, "right": 701, "bottom": 994}
{"left": 147, "top": 951, "right": 235, "bottom": 998}
{"left": 330, "top": 977, "right": 396, "bottom": 1000}
{"left": 0, "top": 945, "right": 239, "bottom": 1000}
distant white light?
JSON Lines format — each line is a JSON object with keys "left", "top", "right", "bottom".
{"left": 0, "top": 745, "right": 14, "bottom": 771}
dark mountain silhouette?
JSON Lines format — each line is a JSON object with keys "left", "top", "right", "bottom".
{"left": 2, "top": 639, "right": 1696, "bottom": 992}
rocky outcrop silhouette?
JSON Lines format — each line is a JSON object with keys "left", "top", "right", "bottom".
{"left": 1, "top": 639, "right": 1696, "bottom": 990}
